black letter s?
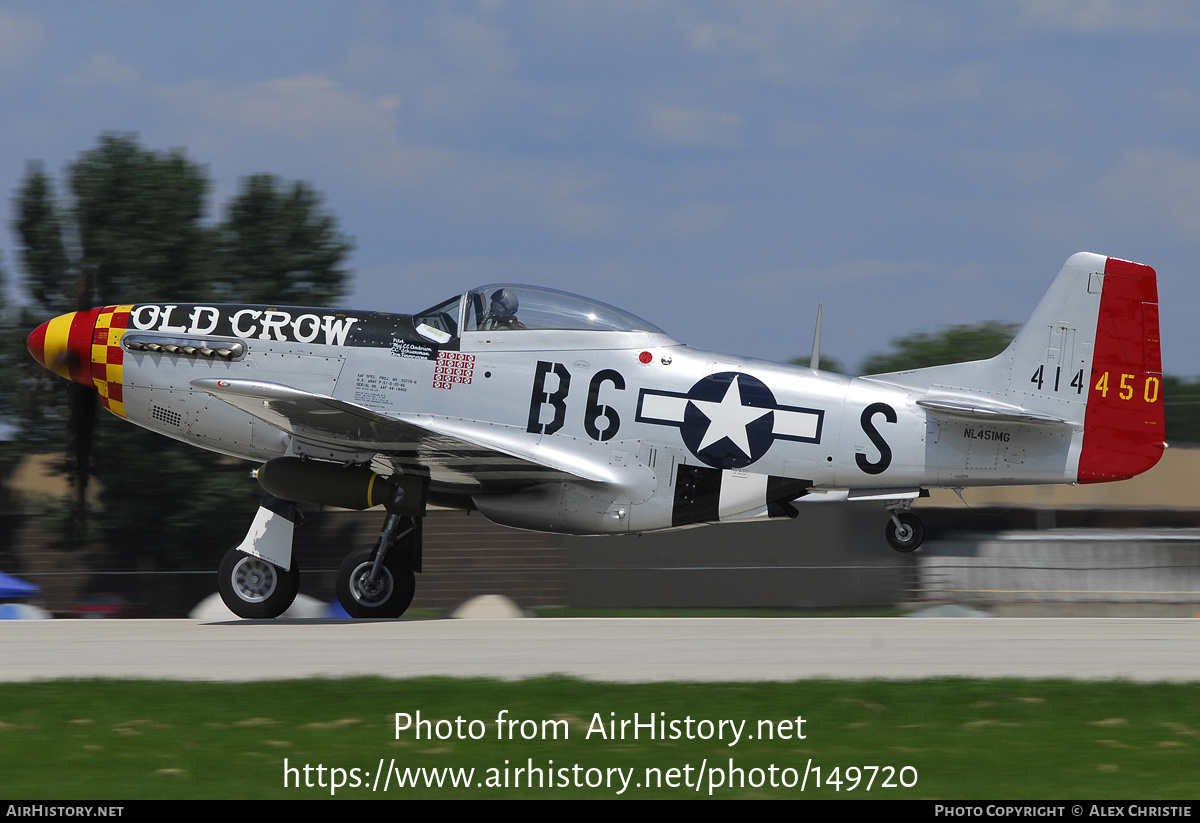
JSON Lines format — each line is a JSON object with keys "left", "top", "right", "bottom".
{"left": 856, "top": 402, "right": 896, "bottom": 475}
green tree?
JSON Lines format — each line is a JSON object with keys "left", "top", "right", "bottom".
{"left": 10, "top": 166, "right": 74, "bottom": 451}
{"left": 14, "top": 164, "right": 73, "bottom": 315}
{"left": 858, "top": 321, "right": 1018, "bottom": 375}
{"left": 1162, "top": 375, "right": 1200, "bottom": 444}
{"left": 7, "top": 134, "right": 354, "bottom": 612}
{"left": 69, "top": 134, "right": 214, "bottom": 306}
{"left": 215, "top": 174, "right": 352, "bottom": 306}
{"left": 0, "top": 253, "right": 21, "bottom": 431}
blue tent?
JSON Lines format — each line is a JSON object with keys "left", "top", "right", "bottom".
{"left": 0, "top": 571, "right": 40, "bottom": 598}
{"left": 0, "top": 603, "right": 49, "bottom": 619}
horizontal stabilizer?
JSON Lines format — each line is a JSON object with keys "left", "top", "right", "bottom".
{"left": 916, "top": 397, "right": 1076, "bottom": 427}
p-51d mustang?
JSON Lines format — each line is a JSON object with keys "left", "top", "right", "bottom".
{"left": 27, "top": 252, "right": 1164, "bottom": 618}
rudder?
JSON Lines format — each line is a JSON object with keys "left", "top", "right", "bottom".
{"left": 1077, "top": 256, "right": 1165, "bottom": 482}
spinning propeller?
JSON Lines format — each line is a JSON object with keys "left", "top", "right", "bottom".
{"left": 26, "top": 299, "right": 102, "bottom": 533}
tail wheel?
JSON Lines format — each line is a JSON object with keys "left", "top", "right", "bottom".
{"left": 336, "top": 544, "right": 416, "bottom": 618}
{"left": 885, "top": 512, "right": 925, "bottom": 553}
{"left": 218, "top": 548, "right": 300, "bottom": 618}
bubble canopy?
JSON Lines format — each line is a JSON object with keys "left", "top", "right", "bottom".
{"left": 414, "top": 284, "right": 668, "bottom": 338}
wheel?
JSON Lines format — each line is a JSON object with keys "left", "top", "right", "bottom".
{"left": 885, "top": 512, "right": 925, "bottom": 553}
{"left": 218, "top": 548, "right": 300, "bottom": 618}
{"left": 336, "top": 544, "right": 416, "bottom": 618}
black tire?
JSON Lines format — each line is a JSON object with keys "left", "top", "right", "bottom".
{"left": 885, "top": 512, "right": 925, "bottom": 553}
{"left": 218, "top": 548, "right": 300, "bottom": 618}
{"left": 336, "top": 545, "right": 416, "bottom": 618}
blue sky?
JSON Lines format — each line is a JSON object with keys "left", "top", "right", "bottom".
{"left": 2, "top": 1, "right": 1198, "bottom": 373}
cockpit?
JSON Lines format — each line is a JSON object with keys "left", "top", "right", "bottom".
{"left": 412, "top": 284, "right": 667, "bottom": 344}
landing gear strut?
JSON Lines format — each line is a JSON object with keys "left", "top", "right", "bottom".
{"left": 335, "top": 485, "right": 423, "bottom": 618}
{"left": 218, "top": 493, "right": 303, "bottom": 618}
{"left": 884, "top": 502, "right": 925, "bottom": 553}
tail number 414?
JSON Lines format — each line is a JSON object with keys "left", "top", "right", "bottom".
{"left": 1030, "top": 365, "right": 1085, "bottom": 394}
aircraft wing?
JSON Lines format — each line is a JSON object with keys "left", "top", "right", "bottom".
{"left": 190, "top": 378, "right": 614, "bottom": 488}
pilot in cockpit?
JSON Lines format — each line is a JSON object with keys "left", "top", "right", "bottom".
{"left": 481, "top": 288, "right": 526, "bottom": 330}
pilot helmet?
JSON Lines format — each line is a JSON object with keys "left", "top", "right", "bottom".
{"left": 488, "top": 288, "right": 519, "bottom": 319}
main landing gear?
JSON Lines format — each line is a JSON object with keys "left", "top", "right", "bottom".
{"left": 218, "top": 549, "right": 301, "bottom": 618}
{"left": 217, "top": 485, "right": 423, "bottom": 619}
{"left": 336, "top": 512, "right": 421, "bottom": 618}
{"left": 218, "top": 494, "right": 305, "bottom": 619}
{"left": 884, "top": 501, "right": 925, "bottom": 553}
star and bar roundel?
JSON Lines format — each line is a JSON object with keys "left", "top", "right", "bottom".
{"left": 636, "top": 372, "right": 823, "bottom": 469}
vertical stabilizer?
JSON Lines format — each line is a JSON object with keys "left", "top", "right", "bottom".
{"left": 864, "top": 252, "right": 1165, "bottom": 483}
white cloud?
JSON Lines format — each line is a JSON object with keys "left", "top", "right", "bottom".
{"left": 1020, "top": 0, "right": 1200, "bottom": 33}
{"left": 687, "top": 21, "right": 769, "bottom": 56}
{"left": 883, "top": 62, "right": 993, "bottom": 110}
{"left": 65, "top": 53, "right": 139, "bottom": 87}
{"left": 1153, "top": 87, "right": 1195, "bottom": 113}
{"left": 738, "top": 258, "right": 932, "bottom": 294}
{"left": 647, "top": 105, "right": 744, "bottom": 147}
{"left": 686, "top": 1, "right": 909, "bottom": 55}
{"left": 157, "top": 73, "right": 459, "bottom": 186}
{"left": 680, "top": 1, "right": 949, "bottom": 89}
{"left": 540, "top": 173, "right": 615, "bottom": 236}
{"left": 957, "top": 148, "right": 1071, "bottom": 187}
{"left": 343, "top": 7, "right": 518, "bottom": 125}
{"left": 424, "top": 10, "right": 516, "bottom": 80}
{"left": 0, "top": 11, "right": 42, "bottom": 70}
{"left": 464, "top": 163, "right": 617, "bottom": 237}
{"left": 154, "top": 63, "right": 622, "bottom": 241}
{"left": 1096, "top": 147, "right": 1200, "bottom": 239}
{"left": 663, "top": 202, "right": 731, "bottom": 237}
{"left": 163, "top": 74, "right": 391, "bottom": 137}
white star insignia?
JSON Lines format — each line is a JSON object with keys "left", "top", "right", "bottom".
{"left": 689, "top": 375, "right": 771, "bottom": 457}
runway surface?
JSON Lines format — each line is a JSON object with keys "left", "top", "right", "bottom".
{"left": 1, "top": 618, "right": 1197, "bottom": 682}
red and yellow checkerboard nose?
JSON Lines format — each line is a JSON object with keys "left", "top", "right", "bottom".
{"left": 27, "top": 305, "right": 134, "bottom": 418}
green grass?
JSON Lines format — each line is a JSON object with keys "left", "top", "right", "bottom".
{"left": 0, "top": 678, "right": 1197, "bottom": 799}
